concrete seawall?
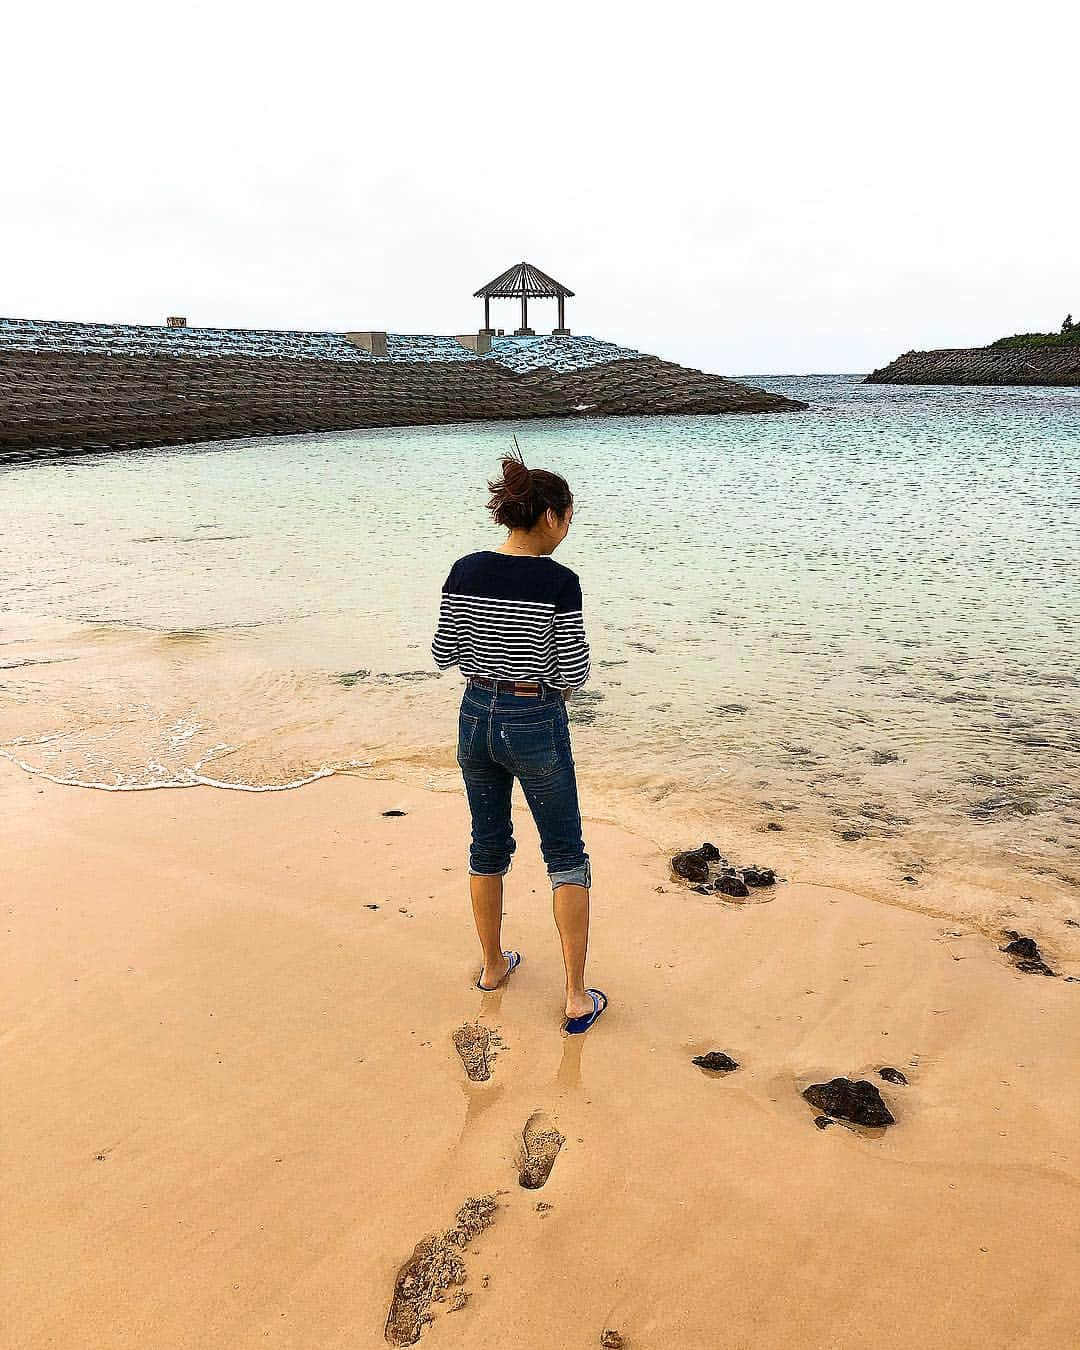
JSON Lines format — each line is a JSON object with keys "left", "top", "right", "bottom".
{"left": 866, "top": 345, "right": 1080, "bottom": 386}
{"left": 0, "top": 321, "right": 806, "bottom": 461}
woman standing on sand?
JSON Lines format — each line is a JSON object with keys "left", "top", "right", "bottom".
{"left": 431, "top": 448, "right": 607, "bottom": 1035}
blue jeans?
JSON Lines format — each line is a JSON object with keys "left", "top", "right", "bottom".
{"left": 457, "top": 680, "right": 592, "bottom": 890}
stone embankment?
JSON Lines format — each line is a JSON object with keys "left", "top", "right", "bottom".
{"left": 866, "top": 345, "right": 1080, "bottom": 386}
{"left": 0, "top": 319, "right": 806, "bottom": 461}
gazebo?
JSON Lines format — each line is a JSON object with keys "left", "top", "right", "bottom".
{"left": 474, "top": 261, "right": 574, "bottom": 337}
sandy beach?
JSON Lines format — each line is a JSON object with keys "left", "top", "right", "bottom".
{"left": 3, "top": 753, "right": 1078, "bottom": 1349}
{"left": 6, "top": 0, "right": 1079, "bottom": 1343}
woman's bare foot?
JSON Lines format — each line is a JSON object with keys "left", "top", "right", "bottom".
{"left": 478, "top": 950, "right": 521, "bottom": 991}
{"left": 565, "top": 989, "right": 596, "bottom": 1019}
{"left": 479, "top": 953, "right": 511, "bottom": 989}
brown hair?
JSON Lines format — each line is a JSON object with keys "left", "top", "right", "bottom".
{"left": 485, "top": 442, "right": 573, "bottom": 531}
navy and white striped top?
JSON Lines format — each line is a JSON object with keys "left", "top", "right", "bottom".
{"left": 431, "top": 550, "right": 591, "bottom": 690}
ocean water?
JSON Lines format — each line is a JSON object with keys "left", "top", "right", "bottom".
{"left": 3, "top": 376, "right": 1079, "bottom": 923}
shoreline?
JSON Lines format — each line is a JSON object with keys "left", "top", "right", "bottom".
{"left": 4, "top": 753, "right": 1078, "bottom": 1348}
{"left": 3, "top": 607, "right": 1076, "bottom": 953}
{"left": 3, "top": 713, "right": 1077, "bottom": 952}
{"left": 3, "top": 737, "right": 1076, "bottom": 947}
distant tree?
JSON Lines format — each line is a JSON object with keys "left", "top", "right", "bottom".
{"left": 1063, "top": 313, "right": 1075, "bottom": 332}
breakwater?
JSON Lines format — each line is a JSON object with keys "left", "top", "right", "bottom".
{"left": 0, "top": 320, "right": 805, "bottom": 461}
{"left": 866, "top": 344, "right": 1080, "bottom": 386}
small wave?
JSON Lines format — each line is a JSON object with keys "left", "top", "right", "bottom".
{"left": 0, "top": 744, "right": 376, "bottom": 792}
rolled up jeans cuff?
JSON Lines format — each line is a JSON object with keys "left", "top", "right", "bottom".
{"left": 549, "top": 857, "right": 591, "bottom": 890}
{"left": 469, "top": 858, "right": 514, "bottom": 878}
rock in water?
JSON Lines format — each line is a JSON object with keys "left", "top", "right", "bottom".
{"left": 878, "top": 1067, "right": 908, "bottom": 1085}
{"left": 671, "top": 848, "right": 711, "bottom": 883}
{"left": 803, "top": 1077, "right": 895, "bottom": 1127}
{"left": 742, "top": 866, "right": 776, "bottom": 887}
{"left": 692, "top": 1051, "right": 739, "bottom": 1073}
{"left": 1002, "top": 935, "right": 1040, "bottom": 961}
{"left": 713, "top": 873, "right": 750, "bottom": 898}
{"left": 699, "top": 842, "right": 722, "bottom": 861}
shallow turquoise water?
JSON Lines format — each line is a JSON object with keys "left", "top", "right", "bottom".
{"left": 2, "top": 376, "right": 1078, "bottom": 908}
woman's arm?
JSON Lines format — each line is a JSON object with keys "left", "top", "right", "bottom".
{"left": 553, "top": 572, "right": 591, "bottom": 692}
{"left": 431, "top": 567, "right": 460, "bottom": 671}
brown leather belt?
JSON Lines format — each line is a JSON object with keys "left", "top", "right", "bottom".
{"left": 468, "top": 675, "right": 542, "bottom": 696}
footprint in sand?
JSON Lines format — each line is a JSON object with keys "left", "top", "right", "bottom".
{"left": 384, "top": 1195, "right": 497, "bottom": 1346}
{"left": 517, "top": 1110, "right": 565, "bottom": 1189}
{"left": 453, "top": 1023, "right": 501, "bottom": 1083}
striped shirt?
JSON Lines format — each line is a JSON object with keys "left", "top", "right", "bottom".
{"left": 431, "top": 550, "right": 591, "bottom": 691}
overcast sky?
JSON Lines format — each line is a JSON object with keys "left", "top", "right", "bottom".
{"left": 5, "top": 1, "right": 1077, "bottom": 373}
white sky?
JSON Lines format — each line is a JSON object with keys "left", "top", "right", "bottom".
{"left": 4, "top": 0, "right": 1077, "bottom": 373}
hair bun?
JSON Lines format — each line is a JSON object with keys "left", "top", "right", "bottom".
{"left": 501, "top": 456, "right": 532, "bottom": 500}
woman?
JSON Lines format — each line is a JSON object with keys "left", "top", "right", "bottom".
{"left": 431, "top": 449, "right": 607, "bottom": 1035}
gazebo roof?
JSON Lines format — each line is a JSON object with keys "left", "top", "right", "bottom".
{"left": 473, "top": 261, "right": 575, "bottom": 300}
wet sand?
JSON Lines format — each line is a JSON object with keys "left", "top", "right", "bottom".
{"left": 2, "top": 755, "right": 1078, "bottom": 1349}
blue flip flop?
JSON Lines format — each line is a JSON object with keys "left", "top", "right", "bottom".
{"left": 476, "top": 949, "right": 522, "bottom": 992}
{"left": 563, "top": 988, "right": 608, "bottom": 1035}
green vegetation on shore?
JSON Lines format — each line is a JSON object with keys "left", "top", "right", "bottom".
{"left": 990, "top": 314, "right": 1080, "bottom": 349}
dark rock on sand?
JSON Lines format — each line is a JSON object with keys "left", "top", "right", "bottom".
{"left": 671, "top": 848, "right": 712, "bottom": 883}
{"left": 1001, "top": 931, "right": 1057, "bottom": 976}
{"left": 671, "top": 843, "right": 776, "bottom": 897}
{"left": 382, "top": 809, "right": 408, "bottom": 817}
{"left": 840, "top": 829, "right": 865, "bottom": 842}
{"left": 766, "top": 821, "right": 784, "bottom": 831}
{"left": 878, "top": 1067, "right": 908, "bottom": 1085}
{"left": 803, "top": 1077, "right": 895, "bottom": 1127}
{"left": 813, "top": 1115, "right": 834, "bottom": 1130}
{"left": 693, "top": 1051, "right": 739, "bottom": 1073}
{"left": 600, "top": 1331, "right": 625, "bottom": 1349}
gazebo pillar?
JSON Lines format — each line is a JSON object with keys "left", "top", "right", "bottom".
{"left": 514, "top": 292, "right": 534, "bottom": 336}
{"left": 553, "top": 294, "right": 569, "bottom": 336}
{"left": 481, "top": 296, "right": 493, "bottom": 335}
